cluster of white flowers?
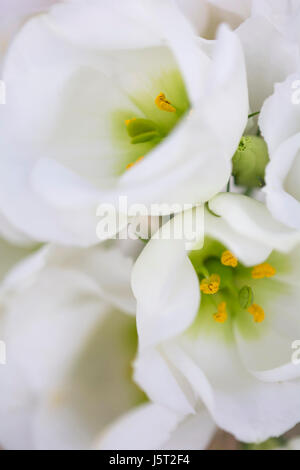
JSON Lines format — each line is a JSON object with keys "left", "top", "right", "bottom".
{"left": 0, "top": 0, "right": 300, "bottom": 450}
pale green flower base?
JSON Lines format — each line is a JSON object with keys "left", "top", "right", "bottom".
{"left": 189, "top": 237, "right": 292, "bottom": 343}
{"left": 111, "top": 66, "right": 190, "bottom": 174}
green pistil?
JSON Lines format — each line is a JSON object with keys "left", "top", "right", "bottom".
{"left": 126, "top": 118, "right": 162, "bottom": 144}
{"left": 238, "top": 286, "right": 254, "bottom": 309}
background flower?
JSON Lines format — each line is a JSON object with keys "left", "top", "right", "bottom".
{"left": 0, "top": 0, "right": 248, "bottom": 245}
{"left": 0, "top": 241, "right": 140, "bottom": 449}
{"left": 259, "top": 66, "right": 300, "bottom": 229}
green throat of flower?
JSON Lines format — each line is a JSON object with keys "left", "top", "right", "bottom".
{"left": 124, "top": 92, "right": 186, "bottom": 171}
{"left": 112, "top": 69, "right": 190, "bottom": 174}
{"left": 189, "top": 238, "right": 278, "bottom": 327}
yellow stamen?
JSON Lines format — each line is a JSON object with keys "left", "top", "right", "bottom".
{"left": 248, "top": 303, "right": 265, "bottom": 323}
{"left": 200, "top": 273, "right": 220, "bottom": 295}
{"left": 221, "top": 250, "right": 238, "bottom": 268}
{"left": 126, "top": 156, "right": 144, "bottom": 170}
{"left": 251, "top": 263, "right": 276, "bottom": 279}
{"left": 213, "top": 301, "right": 227, "bottom": 323}
{"left": 155, "top": 92, "right": 176, "bottom": 113}
{"left": 125, "top": 118, "right": 136, "bottom": 126}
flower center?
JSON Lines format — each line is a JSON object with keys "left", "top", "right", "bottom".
{"left": 111, "top": 65, "right": 190, "bottom": 175}
{"left": 189, "top": 240, "right": 277, "bottom": 325}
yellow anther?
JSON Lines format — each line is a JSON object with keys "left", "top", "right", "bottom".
{"left": 213, "top": 302, "right": 227, "bottom": 323}
{"left": 200, "top": 273, "right": 220, "bottom": 295}
{"left": 126, "top": 156, "right": 144, "bottom": 170}
{"left": 155, "top": 92, "right": 176, "bottom": 113}
{"left": 251, "top": 263, "right": 276, "bottom": 280}
{"left": 248, "top": 303, "right": 265, "bottom": 323}
{"left": 125, "top": 118, "right": 136, "bottom": 126}
{"left": 221, "top": 250, "right": 238, "bottom": 268}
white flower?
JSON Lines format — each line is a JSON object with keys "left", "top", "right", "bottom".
{"left": 0, "top": 0, "right": 248, "bottom": 245}
{"left": 0, "top": 240, "right": 216, "bottom": 449}
{"left": 259, "top": 65, "right": 300, "bottom": 229}
{"left": 132, "top": 193, "right": 300, "bottom": 443}
{"left": 0, "top": 241, "right": 133, "bottom": 449}
{"left": 251, "top": 0, "right": 300, "bottom": 43}
{"left": 235, "top": 0, "right": 299, "bottom": 114}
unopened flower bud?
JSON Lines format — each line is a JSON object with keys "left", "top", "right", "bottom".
{"left": 232, "top": 136, "right": 269, "bottom": 188}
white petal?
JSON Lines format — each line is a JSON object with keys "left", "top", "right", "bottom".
{"left": 0, "top": 150, "right": 100, "bottom": 246}
{"left": 175, "top": 0, "right": 210, "bottom": 35}
{"left": 0, "top": 363, "right": 35, "bottom": 450}
{"left": 163, "top": 409, "right": 216, "bottom": 450}
{"left": 31, "top": 311, "right": 143, "bottom": 450}
{"left": 164, "top": 335, "right": 300, "bottom": 443}
{"left": 48, "top": 243, "right": 136, "bottom": 315}
{"left": 264, "top": 133, "right": 300, "bottom": 229}
{"left": 252, "top": 0, "right": 300, "bottom": 42}
{"left": 208, "top": 0, "right": 252, "bottom": 19}
{"left": 46, "top": 0, "right": 165, "bottom": 50}
{"left": 110, "top": 114, "right": 232, "bottom": 209}
{"left": 209, "top": 193, "right": 300, "bottom": 262}
{"left": 260, "top": 72, "right": 300, "bottom": 155}
{"left": 236, "top": 16, "right": 298, "bottom": 111}
{"left": 205, "top": 206, "right": 273, "bottom": 266}
{"left": 134, "top": 347, "right": 195, "bottom": 416}
{"left": 0, "top": 211, "right": 33, "bottom": 246}
{"left": 95, "top": 403, "right": 215, "bottom": 450}
{"left": 3, "top": 267, "right": 105, "bottom": 393}
{"left": 0, "top": 0, "right": 56, "bottom": 63}
{"left": 199, "top": 25, "right": 249, "bottom": 159}
{"left": 95, "top": 403, "right": 182, "bottom": 450}
{"left": 132, "top": 214, "right": 200, "bottom": 350}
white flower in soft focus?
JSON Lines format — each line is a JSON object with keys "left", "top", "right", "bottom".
{"left": 132, "top": 193, "right": 300, "bottom": 443}
{"left": 0, "top": 0, "right": 57, "bottom": 64}
{"left": 236, "top": 0, "right": 299, "bottom": 114}
{"left": 178, "top": 0, "right": 299, "bottom": 113}
{"left": 259, "top": 64, "right": 300, "bottom": 230}
{"left": 0, "top": 0, "right": 248, "bottom": 246}
{"left": 0, "top": 240, "right": 216, "bottom": 450}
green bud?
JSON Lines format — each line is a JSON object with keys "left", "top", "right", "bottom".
{"left": 232, "top": 135, "right": 269, "bottom": 188}
{"left": 238, "top": 285, "right": 253, "bottom": 309}
{"left": 204, "top": 257, "right": 233, "bottom": 289}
